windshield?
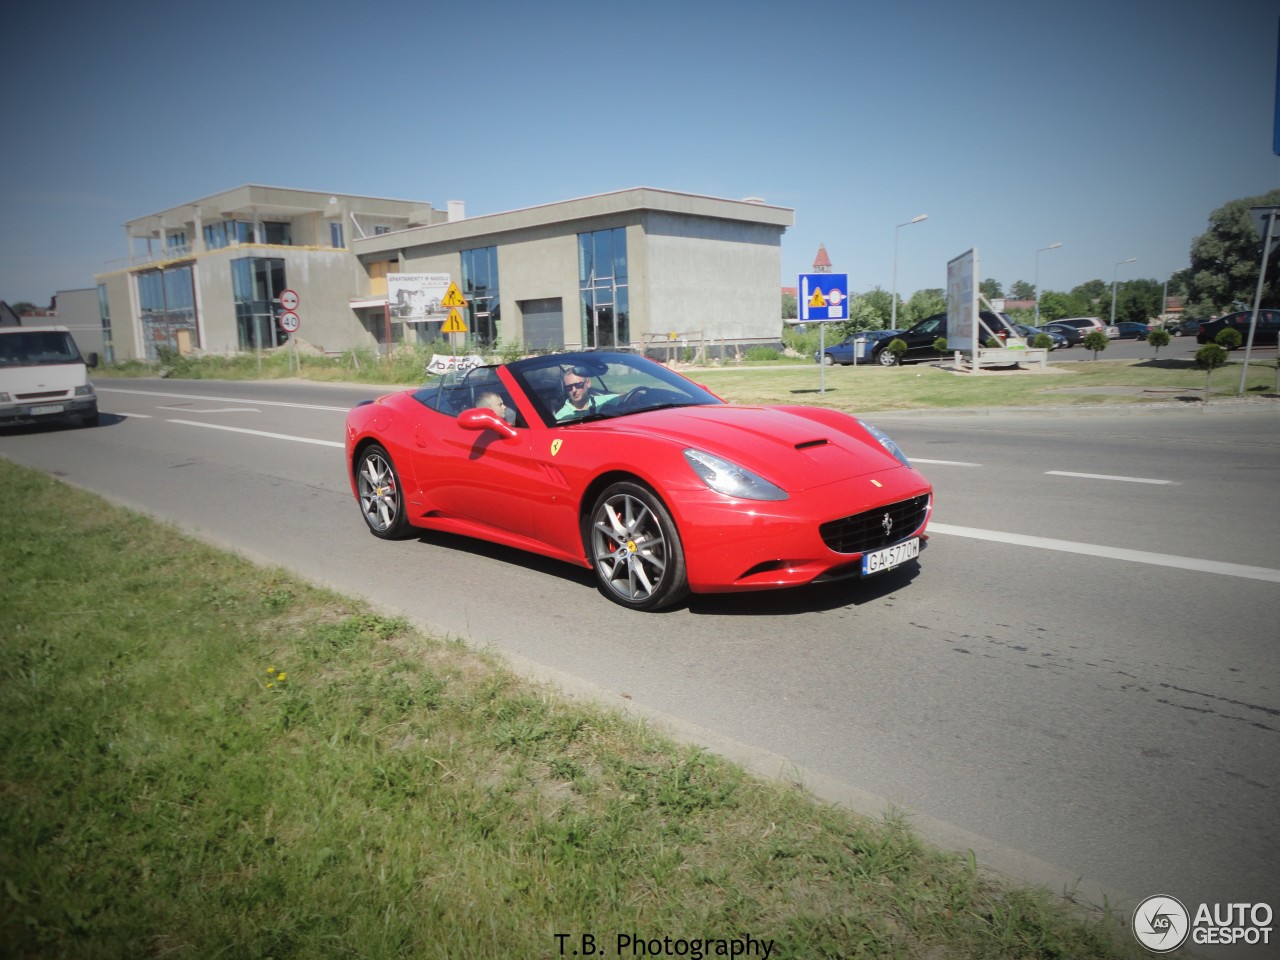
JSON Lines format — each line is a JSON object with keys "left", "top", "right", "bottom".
{"left": 508, "top": 351, "right": 722, "bottom": 426}
{"left": 0, "top": 330, "right": 83, "bottom": 368}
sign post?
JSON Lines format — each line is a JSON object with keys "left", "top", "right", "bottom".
{"left": 799, "top": 273, "right": 848, "bottom": 394}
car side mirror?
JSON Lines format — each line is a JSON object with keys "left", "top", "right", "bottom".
{"left": 458, "top": 407, "right": 518, "bottom": 439}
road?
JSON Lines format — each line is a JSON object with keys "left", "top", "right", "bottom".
{"left": 3, "top": 379, "right": 1277, "bottom": 954}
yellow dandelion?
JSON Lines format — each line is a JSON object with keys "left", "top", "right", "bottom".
{"left": 277, "top": 672, "right": 287, "bottom": 682}
{"left": 267, "top": 666, "right": 275, "bottom": 674}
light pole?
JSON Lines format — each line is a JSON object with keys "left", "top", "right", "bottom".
{"left": 891, "top": 214, "right": 927, "bottom": 330}
{"left": 1034, "top": 242, "right": 1062, "bottom": 326}
{"left": 1110, "top": 257, "right": 1137, "bottom": 325}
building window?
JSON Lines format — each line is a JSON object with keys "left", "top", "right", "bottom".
{"left": 461, "top": 246, "right": 500, "bottom": 347}
{"left": 96, "top": 283, "right": 114, "bottom": 363}
{"left": 578, "top": 227, "right": 629, "bottom": 348}
{"left": 137, "top": 265, "right": 197, "bottom": 359}
{"left": 232, "top": 257, "right": 288, "bottom": 350}
{"left": 204, "top": 220, "right": 256, "bottom": 248}
{"left": 330, "top": 221, "right": 345, "bottom": 248}
{"left": 374, "top": 225, "right": 391, "bottom": 236}
{"left": 263, "top": 221, "right": 292, "bottom": 245}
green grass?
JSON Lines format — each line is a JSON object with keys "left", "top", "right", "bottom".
{"left": 96, "top": 346, "right": 1280, "bottom": 413}
{"left": 0, "top": 459, "right": 1154, "bottom": 958}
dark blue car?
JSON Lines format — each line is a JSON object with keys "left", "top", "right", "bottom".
{"left": 815, "top": 329, "right": 902, "bottom": 365}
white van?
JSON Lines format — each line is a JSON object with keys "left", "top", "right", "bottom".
{"left": 0, "top": 325, "right": 99, "bottom": 428}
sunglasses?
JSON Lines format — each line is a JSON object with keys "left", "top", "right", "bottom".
{"left": 565, "top": 380, "right": 590, "bottom": 390}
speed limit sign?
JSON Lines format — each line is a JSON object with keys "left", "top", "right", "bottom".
{"left": 279, "top": 310, "right": 301, "bottom": 333}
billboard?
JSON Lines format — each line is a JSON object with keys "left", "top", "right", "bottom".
{"left": 386, "top": 273, "right": 452, "bottom": 321}
{"left": 947, "top": 249, "right": 978, "bottom": 356}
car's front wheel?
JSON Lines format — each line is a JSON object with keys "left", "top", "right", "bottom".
{"left": 877, "top": 347, "right": 898, "bottom": 367}
{"left": 822, "top": 353, "right": 836, "bottom": 366}
{"left": 587, "top": 482, "right": 688, "bottom": 611}
{"left": 356, "top": 443, "right": 410, "bottom": 539}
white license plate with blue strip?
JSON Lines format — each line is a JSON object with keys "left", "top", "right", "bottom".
{"left": 861, "top": 537, "right": 920, "bottom": 575}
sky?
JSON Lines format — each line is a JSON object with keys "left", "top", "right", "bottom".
{"left": 1, "top": 0, "right": 1277, "bottom": 307}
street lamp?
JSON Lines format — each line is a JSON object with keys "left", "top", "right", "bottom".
{"left": 891, "top": 214, "right": 928, "bottom": 330}
{"left": 1034, "top": 242, "right": 1062, "bottom": 326}
{"left": 1110, "top": 257, "right": 1137, "bottom": 325}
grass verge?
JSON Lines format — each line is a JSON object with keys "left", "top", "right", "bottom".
{"left": 96, "top": 346, "right": 1279, "bottom": 414}
{"left": 1, "top": 458, "right": 1152, "bottom": 959}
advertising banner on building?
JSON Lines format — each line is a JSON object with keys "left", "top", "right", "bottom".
{"left": 947, "top": 249, "right": 978, "bottom": 355}
{"left": 387, "top": 273, "right": 452, "bottom": 321}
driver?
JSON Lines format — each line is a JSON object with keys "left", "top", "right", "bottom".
{"left": 555, "top": 365, "right": 618, "bottom": 420}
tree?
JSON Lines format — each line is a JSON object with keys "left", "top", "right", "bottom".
{"left": 902, "top": 288, "right": 946, "bottom": 325}
{"left": 840, "top": 287, "right": 894, "bottom": 334}
{"left": 1178, "top": 188, "right": 1280, "bottom": 317}
{"left": 1036, "top": 290, "right": 1074, "bottom": 322}
{"left": 980, "top": 278, "right": 1004, "bottom": 300}
{"left": 781, "top": 292, "right": 797, "bottom": 320}
{"left": 1114, "top": 279, "right": 1163, "bottom": 324}
{"left": 1147, "top": 327, "right": 1170, "bottom": 357}
{"left": 1009, "top": 280, "right": 1035, "bottom": 301}
{"left": 1195, "top": 343, "right": 1228, "bottom": 403}
{"left": 1082, "top": 330, "right": 1108, "bottom": 359}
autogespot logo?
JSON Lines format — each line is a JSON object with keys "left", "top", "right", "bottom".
{"left": 1133, "top": 895, "right": 1190, "bottom": 953}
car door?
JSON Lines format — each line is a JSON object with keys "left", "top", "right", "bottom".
{"left": 407, "top": 368, "right": 544, "bottom": 541}
{"left": 903, "top": 317, "right": 943, "bottom": 359}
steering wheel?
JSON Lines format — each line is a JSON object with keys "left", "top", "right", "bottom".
{"left": 614, "top": 386, "right": 655, "bottom": 410}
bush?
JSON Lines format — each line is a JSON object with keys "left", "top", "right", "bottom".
{"left": 745, "top": 346, "right": 780, "bottom": 362}
{"left": 1031, "top": 333, "right": 1052, "bottom": 349}
{"left": 1082, "top": 330, "right": 1109, "bottom": 358}
{"left": 1215, "top": 327, "right": 1243, "bottom": 350}
{"left": 932, "top": 337, "right": 948, "bottom": 353}
{"left": 886, "top": 339, "right": 908, "bottom": 363}
{"left": 1147, "top": 328, "right": 1170, "bottom": 357}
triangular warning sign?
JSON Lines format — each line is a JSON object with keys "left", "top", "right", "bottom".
{"left": 441, "top": 308, "right": 467, "bottom": 333}
{"left": 808, "top": 288, "right": 827, "bottom": 308}
{"left": 441, "top": 282, "right": 467, "bottom": 307}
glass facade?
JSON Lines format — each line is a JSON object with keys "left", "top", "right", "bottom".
{"left": 203, "top": 220, "right": 257, "bottom": 250}
{"left": 330, "top": 221, "right": 344, "bottom": 248}
{"left": 232, "top": 257, "right": 288, "bottom": 350}
{"left": 578, "top": 227, "right": 629, "bottom": 348}
{"left": 461, "top": 246, "right": 500, "bottom": 347}
{"left": 137, "top": 265, "right": 197, "bottom": 359}
{"left": 96, "top": 283, "right": 114, "bottom": 363}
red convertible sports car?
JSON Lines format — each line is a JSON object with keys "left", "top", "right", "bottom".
{"left": 345, "top": 351, "right": 932, "bottom": 611}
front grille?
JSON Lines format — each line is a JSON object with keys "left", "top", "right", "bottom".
{"left": 16, "top": 390, "right": 68, "bottom": 401}
{"left": 819, "top": 494, "right": 930, "bottom": 554}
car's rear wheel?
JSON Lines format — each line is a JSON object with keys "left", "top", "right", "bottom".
{"left": 877, "top": 347, "right": 898, "bottom": 367}
{"left": 587, "top": 482, "right": 688, "bottom": 611}
{"left": 356, "top": 444, "right": 410, "bottom": 539}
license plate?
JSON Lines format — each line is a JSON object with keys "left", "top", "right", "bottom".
{"left": 31, "top": 404, "right": 65, "bottom": 416}
{"left": 862, "top": 537, "right": 920, "bottom": 575}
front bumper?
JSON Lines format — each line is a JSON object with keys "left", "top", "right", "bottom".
{"left": 0, "top": 395, "right": 97, "bottom": 425}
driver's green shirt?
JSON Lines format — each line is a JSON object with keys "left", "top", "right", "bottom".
{"left": 554, "top": 392, "right": 618, "bottom": 420}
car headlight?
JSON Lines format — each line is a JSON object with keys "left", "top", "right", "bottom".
{"left": 683, "top": 449, "right": 788, "bottom": 501}
{"left": 75, "top": 385, "right": 95, "bottom": 397}
{"left": 858, "top": 420, "right": 912, "bottom": 467}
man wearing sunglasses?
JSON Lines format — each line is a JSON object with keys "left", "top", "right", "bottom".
{"left": 555, "top": 365, "right": 618, "bottom": 421}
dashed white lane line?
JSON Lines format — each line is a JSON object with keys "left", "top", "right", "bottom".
{"left": 1045, "top": 470, "right": 1174, "bottom": 485}
{"left": 928, "top": 522, "right": 1280, "bottom": 583}
{"left": 165, "top": 419, "right": 344, "bottom": 448}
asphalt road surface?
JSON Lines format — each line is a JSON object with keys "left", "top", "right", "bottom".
{"left": 3, "top": 379, "right": 1277, "bottom": 955}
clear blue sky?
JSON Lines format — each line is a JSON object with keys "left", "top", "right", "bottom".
{"left": 1, "top": 0, "right": 1277, "bottom": 307}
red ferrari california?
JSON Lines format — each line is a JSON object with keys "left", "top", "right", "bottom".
{"left": 345, "top": 351, "right": 932, "bottom": 611}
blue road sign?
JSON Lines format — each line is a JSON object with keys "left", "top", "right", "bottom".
{"left": 799, "top": 273, "right": 848, "bottom": 322}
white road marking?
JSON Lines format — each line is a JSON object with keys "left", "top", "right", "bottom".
{"left": 929, "top": 522, "right": 1280, "bottom": 583}
{"left": 1045, "top": 470, "right": 1174, "bottom": 485}
{"left": 158, "top": 406, "right": 259, "bottom": 414}
{"left": 912, "top": 458, "right": 982, "bottom": 467}
{"left": 98, "top": 386, "right": 353, "bottom": 413}
{"left": 165, "top": 419, "right": 344, "bottom": 448}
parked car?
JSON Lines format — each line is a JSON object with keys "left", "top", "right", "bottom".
{"left": 869, "top": 311, "right": 1012, "bottom": 366}
{"left": 1194, "top": 309, "right": 1280, "bottom": 347}
{"left": 1115, "top": 322, "right": 1153, "bottom": 340}
{"left": 1050, "top": 316, "right": 1120, "bottom": 339}
{"left": 1040, "top": 322, "right": 1084, "bottom": 347}
{"left": 345, "top": 350, "right": 932, "bottom": 611}
{"left": 1170, "top": 317, "right": 1206, "bottom": 337}
{"left": 1002, "top": 323, "right": 1068, "bottom": 350}
{"left": 815, "top": 329, "right": 902, "bottom": 366}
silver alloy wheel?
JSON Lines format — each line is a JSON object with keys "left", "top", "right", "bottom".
{"left": 588, "top": 483, "right": 687, "bottom": 610}
{"left": 877, "top": 347, "right": 898, "bottom": 366}
{"left": 357, "top": 445, "right": 407, "bottom": 538}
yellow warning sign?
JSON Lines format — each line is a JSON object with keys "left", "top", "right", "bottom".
{"left": 808, "top": 288, "right": 827, "bottom": 308}
{"left": 441, "top": 282, "right": 467, "bottom": 307}
{"left": 441, "top": 308, "right": 467, "bottom": 333}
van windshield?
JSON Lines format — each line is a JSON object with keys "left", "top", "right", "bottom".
{"left": 0, "top": 331, "right": 82, "bottom": 367}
